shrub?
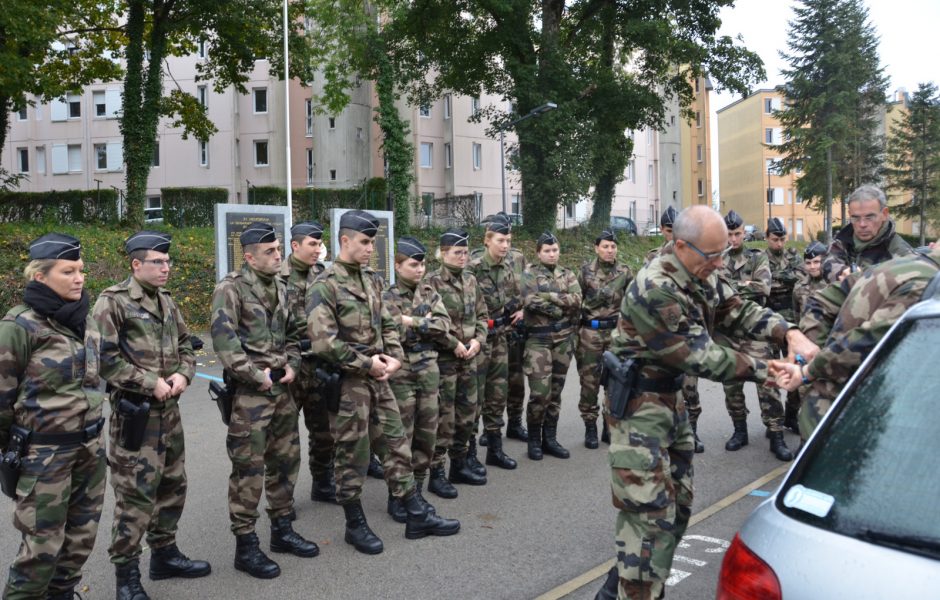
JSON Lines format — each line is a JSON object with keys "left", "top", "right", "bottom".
{"left": 0, "top": 189, "right": 120, "bottom": 224}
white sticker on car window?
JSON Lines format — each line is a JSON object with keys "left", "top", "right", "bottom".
{"left": 782, "top": 484, "right": 835, "bottom": 518}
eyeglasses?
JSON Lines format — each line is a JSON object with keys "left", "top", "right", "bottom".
{"left": 681, "top": 240, "right": 724, "bottom": 261}
{"left": 849, "top": 213, "right": 881, "bottom": 224}
{"left": 142, "top": 259, "right": 173, "bottom": 267}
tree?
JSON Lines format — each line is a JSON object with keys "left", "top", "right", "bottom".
{"left": 776, "top": 0, "right": 888, "bottom": 239}
{"left": 885, "top": 83, "right": 940, "bottom": 246}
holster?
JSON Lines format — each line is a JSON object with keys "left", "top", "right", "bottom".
{"left": 209, "top": 371, "right": 236, "bottom": 426}
{"left": 0, "top": 425, "right": 30, "bottom": 500}
{"left": 314, "top": 362, "right": 343, "bottom": 413}
{"left": 116, "top": 396, "right": 150, "bottom": 452}
{"left": 600, "top": 351, "right": 638, "bottom": 420}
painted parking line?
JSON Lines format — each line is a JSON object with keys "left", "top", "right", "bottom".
{"left": 194, "top": 372, "right": 224, "bottom": 383}
{"left": 533, "top": 464, "right": 790, "bottom": 600}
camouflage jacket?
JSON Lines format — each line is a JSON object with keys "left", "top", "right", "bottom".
{"left": 645, "top": 242, "right": 669, "bottom": 266}
{"left": 471, "top": 246, "right": 527, "bottom": 281}
{"left": 823, "top": 220, "right": 913, "bottom": 283}
{"left": 278, "top": 255, "right": 325, "bottom": 359}
{"left": 578, "top": 258, "right": 633, "bottom": 322}
{"left": 799, "top": 271, "right": 864, "bottom": 345}
{"left": 306, "top": 259, "right": 404, "bottom": 374}
{"left": 0, "top": 307, "right": 103, "bottom": 447}
{"left": 764, "top": 247, "right": 803, "bottom": 316}
{"left": 522, "top": 262, "right": 582, "bottom": 335}
{"left": 792, "top": 274, "right": 828, "bottom": 320}
{"left": 467, "top": 251, "right": 522, "bottom": 334}
{"left": 721, "top": 245, "right": 771, "bottom": 304}
{"left": 210, "top": 265, "right": 301, "bottom": 392}
{"left": 611, "top": 246, "right": 791, "bottom": 384}
{"left": 383, "top": 279, "right": 451, "bottom": 371}
{"left": 807, "top": 248, "right": 940, "bottom": 387}
{"left": 425, "top": 265, "right": 487, "bottom": 353}
{"left": 93, "top": 276, "right": 195, "bottom": 402}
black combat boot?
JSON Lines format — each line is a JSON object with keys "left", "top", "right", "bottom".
{"left": 45, "top": 588, "right": 78, "bottom": 600}
{"left": 594, "top": 566, "right": 619, "bottom": 600}
{"left": 449, "top": 456, "right": 487, "bottom": 485}
{"left": 485, "top": 431, "right": 517, "bottom": 469}
{"left": 149, "top": 543, "right": 211, "bottom": 580}
{"left": 527, "top": 423, "right": 543, "bottom": 460}
{"left": 584, "top": 421, "right": 599, "bottom": 449}
{"left": 542, "top": 420, "right": 570, "bottom": 459}
{"left": 387, "top": 493, "right": 407, "bottom": 523}
{"left": 724, "top": 420, "right": 748, "bottom": 451}
{"left": 403, "top": 492, "right": 461, "bottom": 539}
{"left": 768, "top": 430, "right": 794, "bottom": 462}
{"left": 478, "top": 432, "right": 488, "bottom": 447}
{"left": 600, "top": 419, "right": 610, "bottom": 444}
{"left": 691, "top": 422, "right": 705, "bottom": 454}
{"left": 311, "top": 468, "right": 337, "bottom": 503}
{"left": 116, "top": 561, "right": 150, "bottom": 600}
{"left": 506, "top": 416, "right": 529, "bottom": 441}
{"left": 427, "top": 465, "right": 458, "bottom": 499}
{"left": 367, "top": 453, "right": 384, "bottom": 479}
{"left": 467, "top": 436, "right": 487, "bottom": 477}
{"left": 270, "top": 516, "right": 319, "bottom": 557}
{"left": 414, "top": 479, "right": 435, "bottom": 513}
{"left": 342, "top": 501, "right": 384, "bottom": 555}
{"left": 784, "top": 405, "right": 800, "bottom": 435}
{"left": 234, "top": 532, "right": 280, "bottom": 579}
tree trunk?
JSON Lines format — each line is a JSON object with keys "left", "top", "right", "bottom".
{"left": 519, "top": 135, "right": 555, "bottom": 234}
{"left": 374, "top": 44, "right": 413, "bottom": 235}
{"left": 0, "top": 96, "right": 9, "bottom": 162}
{"left": 589, "top": 168, "right": 616, "bottom": 229}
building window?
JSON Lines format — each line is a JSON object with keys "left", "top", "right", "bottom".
{"left": 92, "top": 142, "right": 122, "bottom": 171}
{"left": 787, "top": 218, "right": 793, "bottom": 234}
{"left": 627, "top": 160, "right": 635, "bottom": 181}
{"left": 305, "top": 100, "right": 313, "bottom": 135}
{"left": 420, "top": 142, "right": 433, "bottom": 168}
{"left": 17, "top": 107, "right": 27, "bottom": 121}
{"left": 199, "top": 140, "right": 209, "bottom": 167}
{"left": 471, "top": 97, "right": 481, "bottom": 116}
{"left": 253, "top": 140, "right": 268, "bottom": 166}
{"left": 672, "top": 152, "right": 676, "bottom": 164}
{"left": 328, "top": 116, "right": 336, "bottom": 129}
{"left": 511, "top": 194, "right": 521, "bottom": 215}
{"left": 695, "top": 111, "right": 701, "bottom": 128}
{"left": 443, "top": 94, "right": 451, "bottom": 119}
{"left": 472, "top": 143, "right": 482, "bottom": 170}
{"left": 695, "top": 77, "right": 700, "bottom": 92}
{"left": 566, "top": 203, "right": 575, "bottom": 219}
{"left": 145, "top": 196, "right": 162, "bottom": 221}
{"left": 68, "top": 93, "right": 81, "bottom": 119}
{"left": 796, "top": 218, "right": 804, "bottom": 239}
{"left": 767, "top": 188, "right": 783, "bottom": 205}
{"left": 786, "top": 189, "right": 793, "bottom": 204}
{"left": 697, "top": 179, "right": 704, "bottom": 197}
{"left": 17, "top": 148, "right": 28, "bottom": 173}
{"left": 670, "top": 115, "right": 676, "bottom": 126}
{"left": 356, "top": 127, "right": 363, "bottom": 141}
{"left": 474, "top": 192, "right": 483, "bottom": 220}
{"left": 68, "top": 144, "right": 82, "bottom": 172}
{"left": 35, "top": 147, "right": 45, "bottom": 174}
{"left": 198, "top": 85, "right": 208, "bottom": 108}
{"left": 764, "top": 98, "right": 773, "bottom": 113}
{"left": 648, "top": 164, "right": 654, "bottom": 186}
{"left": 630, "top": 201, "right": 636, "bottom": 221}
{"left": 306, "top": 149, "right": 313, "bottom": 183}
{"left": 696, "top": 145, "right": 703, "bottom": 162}
{"left": 796, "top": 192, "right": 803, "bottom": 204}
{"left": 647, "top": 129, "right": 653, "bottom": 145}
{"left": 253, "top": 88, "right": 268, "bottom": 113}
{"left": 444, "top": 143, "right": 452, "bottom": 169}
{"left": 94, "top": 91, "right": 106, "bottom": 116}
{"left": 329, "top": 169, "right": 337, "bottom": 181}
{"left": 197, "top": 39, "right": 207, "bottom": 58}
{"left": 152, "top": 143, "right": 160, "bottom": 167}
{"left": 419, "top": 104, "right": 431, "bottom": 118}
{"left": 95, "top": 144, "right": 107, "bottom": 169}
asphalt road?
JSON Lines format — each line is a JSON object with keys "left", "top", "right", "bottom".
{"left": 0, "top": 349, "right": 798, "bottom": 600}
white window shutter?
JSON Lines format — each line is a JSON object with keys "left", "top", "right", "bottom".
{"left": 773, "top": 128, "right": 782, "bottom": 145}
{"left": 772, "top": 98, "right": 782, "bottom": 111}
{"left": 107, "top": 142, "right": 123, "bottom": 171}
{"left": 105, "top": 89, "right": 121, "bottom": 117}
{"left": 51, "top": 145, "right": 69, "bottom": 174}
{"left": 51, "top": 98, "right": 68, "bottom": 121}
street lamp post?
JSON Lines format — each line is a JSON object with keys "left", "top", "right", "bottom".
{"left": 283, "top": 0, "right": 292, "bottom": 229}
{"left": 499, "top": 102, "right": 557, "bottom": 215}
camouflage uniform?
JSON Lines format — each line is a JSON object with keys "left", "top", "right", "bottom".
{"left": 93, "top": 276, "right": 195, "bottom": 565}
{"left": 305, "top": 260, "right": 415, "bottom": 503}
{"left": 822, "top": 219, "right": 913, "bottom": 283}
{"left": 425, "top": 265, "right": 488, "bottom": 466}
{"left": 800, "top": 248, "right": 940, "bottom": 437}
{"left": 792, "top": 273, "right": 829, "bottom": 321}
{"left": 383, "top": 278, "right": 451, "bottom": 481}
{"left": 764, "top": 246, "right": 803, "bottom": 417}
{"left": 0, "top": 307, "right": 106, "bottom": 599}
{"left": 575, "top": 258, "right": 632, "bottom": 424}
{"left": 503, "top": 248, "right": 528, "bottom": 424}
{"left": 608, "top": 246, "right": 791, "bottom": 600}
{"left": 210, "top": 264, "right": 302, "bottom": 535}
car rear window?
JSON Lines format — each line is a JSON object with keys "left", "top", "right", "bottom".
{"left": 778, "top": 317, "right": 940, "bottom": 556}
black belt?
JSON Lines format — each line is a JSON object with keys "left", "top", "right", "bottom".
{"left": 404, "top": 343, "right": 434, "bottom": 353}
{"left": 119, "top": 390, "right": 153, "bottom": 404}
{"left": 580, "top": 317, "right": 618, "bottom": 330}
{"left": 29, "top": 418, "right": 105, "bottom": 445}
{"left": 526, "top": 320, "right": 574, "bottom": 335}
{"left": 635, "top": 375, "right": 684, "bottom": 394}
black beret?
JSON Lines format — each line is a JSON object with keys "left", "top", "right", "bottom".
{"left": 804, "top": 241, "right": 827, "bottom": 259}
{"left": 536, "top": 231, "right": 559, "bottom": 247}
{"left": 291, "top": 221, "right": 324, "bottom": 240}
{"left": 484, "top": 214, "right": 511, "bottom": 235}
{"left": 339, "top": 210, "right": 380, "bottom": 237}
{"left": 440, "top": 228, "right": 469, "bottom": 247}
{"left": 595, "top": 229, "right": 617, "bottom": 245}
{"left": 767, "top": 217, "right": 786, "bottom": 236}
{"left": 125, "top": 230, "right": 172, "bottom": 254}
{"left": 240, "top": 222, "right": 278, "bottom": 246}
{"left": 660, "top": 206, "right": 678, "bottom": 228}
{"left": 724, "top": 210, "right": 744, "bottom": 230}
{"left": 29, "top": 233, "right": 81, "bottom": 261}
{"left": 397, "top": 236, "right": 427, "bottom": 261}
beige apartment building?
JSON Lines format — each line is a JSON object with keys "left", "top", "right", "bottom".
{"left": 718, "top": 88, "right": 824, "bottom": 241}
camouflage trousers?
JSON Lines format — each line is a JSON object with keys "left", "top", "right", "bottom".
{"left": 507, "top": 334, "right": 526, "bottom": 421}
{"left": 226, "top": 389, "right": 299, "bottom": 535}
{"left": 108, "top": 400, "right": 187, "bottom": 565}
{"left": 389, "top": 356, "right": 440, "bottom": 481}
{"left": 608, "top": 390, "right": 694, "bottom": 600}
{"left": 331, "top": 374, "right": 415, "bottom": 504}
{"left": 723, "top": 340, "right": 784, "bottom": 431}
{"left": 681, "top": 376, "right": 701, "bottom": 426}
{"left": 478, "top": 332, "right": 510, "bottom": 433}
{"left": 524, "top": 332, "right": 574, "bottom": 427}
{"left": 4, "top": 436, "right": 107, "bottom": 599}
{"left": 291, "top": 362, "right": 335, "bottom": 477}
{"left": 575, "top": 327, "right": 614, "bottom": 423}
{"left": 433, "top": 354, "right": 478, "bottom": 465}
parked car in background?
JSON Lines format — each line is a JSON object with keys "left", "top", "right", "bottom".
{"left": 646, "top": 226, "right": 662, "bottom": 236}
{"left": 716, "top": 275, "right": 940, "bottom": 599}
{"left": 743, "top": 225, "right": 764, "bottom": 241}
{"left": 610, "top": 216, "right": 638, "bottom": 236}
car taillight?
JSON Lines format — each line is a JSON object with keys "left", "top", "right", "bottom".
{"left": 716, "top": 533, "right": 782, "bottom": 600}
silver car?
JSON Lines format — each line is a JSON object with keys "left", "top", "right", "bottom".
{"left": 717, "top": 276, "right": 940, "bottom": 599}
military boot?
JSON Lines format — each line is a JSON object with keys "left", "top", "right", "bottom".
{"left": 527, "top": 423, "right": 544, "bottom": 460}
{"left": 478, "top": 432, "right": 488, "bottom": 447}
{"left": 506, "top": 416, "right": 529, "bottom": 441}
{"left": 270, "top": 516, "right": 319, "bottom": 557}
{"left": 784, "top": 405, "right": 800, "bottom": 435}
{"left": 466, "top": 436, "right": 487, "bottom": 477}
{"left": 724, "top": 420, "right": 748, "bottom": 451}
{"left": 45, "top": 589, "right": 78, "bottom": 600}
{"left": 768, "top": 430, "right": 794, "bottom": 462}
{"left": 403, "top": 492, "right": 461, "bottom": 539}
{"left": 594, "top": 566, "right": 619, "bottom": 600}
{"left": 414, "top": 480, "right": 435, "bottom": 514}
{"left": 342, "top": 501, "right": 384, "bottom": 555}
{"left": 149, "top": 543, "right": 211, "bottom": 580}
{"left": 367, "top": 453, "right": 384, "bottom": 479}
{"left": 427, "top": 465, "right": 458, "bottom": 499}
{"left": 387, "top": 493, "right": 407, "bottom": 523}
{"left": 584, "top": 421, "right": 599, "bottom": 449}
{"left": 449, "top": 456, "right": 487, "bottom": 485}
{"left": 485, "top": 431, "right": 517, "bottom": 469}
{"left": 542, "top": 421, "right": 570, "bottom": 459}
{"left": 311, "top": 468, "right": 337, "bottom": 503}
{"left": 234, "top": 532, "right": 280, "bottom": 579}
{"left": 691, "top": 422, "right": 705, "bottom": 454}
{"left": 600, "top": 419, "right": 611, "bottom": 444}
{"left": 116, "top": 561, "right": 150, "bottom": 600}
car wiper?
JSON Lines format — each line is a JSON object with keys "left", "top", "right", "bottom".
{"left": 858, "top": 529, "right": 940, "bottom": 559}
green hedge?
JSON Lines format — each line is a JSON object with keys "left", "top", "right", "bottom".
{"left": 0, "top": 189, "right": 120, "bottom": 224}
{"left": 161, "top": 187, "right": 230, "bottom": 227}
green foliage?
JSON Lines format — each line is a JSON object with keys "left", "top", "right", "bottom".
{"left": 161, "top": 187, "right": 229, "bottom": 227}
{"left": 0, "top": 189, "right": 120, "bottom": 224}
{"left": 249, "top": 180, "right": 390, "bottom": 223}
{"left": 374, "top": 48, "right": 415, "bottom": 236}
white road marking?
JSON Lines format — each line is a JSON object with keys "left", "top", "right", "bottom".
{"left": 665, "top": 569, "right": 693, "bottom": 587}
{"left": 672, "top": 554, "right": 708, "bottom": 567}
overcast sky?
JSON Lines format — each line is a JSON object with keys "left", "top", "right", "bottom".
{"left": 708, "top": 0, "right": 940, "bottom": 201}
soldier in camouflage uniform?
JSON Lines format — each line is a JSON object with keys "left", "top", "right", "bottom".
{"left": 594, "top": 206, "right": 818, "bottom": 600}
{"left": 383, "top": 236, "right": 452, "bottom": 521}
{"left": 575, "top": 229, "right": 632, "bottom": 450}
{"left": 306, "top": 211, "right": 460, "bottom": 555}
{"left": 211, "top": 223, "right": 318, "bottom": 579}
{"left": 468, "top": 215, "right": 522, "bottom": 470}
{"left": 0, "top": 234, "right": 107, "bottom": 600}
{"left": 521, "top": 232, "right": 582, "bottom": 461}
{"left": 792, "top": 242, "right": 828, "bottom": 319}
{"left": 278, "top": 222, "right": 337, "bottom": 504}
{"left": 425, "top": 228, "right": 488, "bottom": 495}
{"left": 94, "top": 231, "right": 210, "bottom": 599}
{"left": 776, "top": 243, "right": 940, "bottom": 438}
{"left": 719, "top": 211, "right": 792, "bottom": 461}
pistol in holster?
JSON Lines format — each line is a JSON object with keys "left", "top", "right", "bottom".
{"left": 209, "top": 371, "right": 236, "bottom": 426}
{"left": 116, "top": 394, "right": 150, "bottom": 452}
{"left": 600, "top": 350, "right": 639, "bottom": 420}
{"left": 314, "top": 362, "right": 343, "bottom": 414}
{"left": 0, "top": 425, "right": 30, "bottom": 500}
